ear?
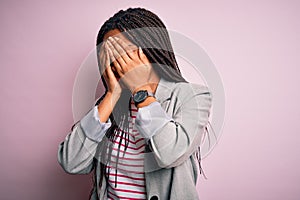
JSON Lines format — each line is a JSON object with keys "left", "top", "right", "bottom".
{"left": 138, "top": 47, "right": 147, "bottom": 63}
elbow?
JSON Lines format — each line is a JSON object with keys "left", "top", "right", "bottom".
{"left": 57, "top": 143, "right": 93, "bottom": 175}
{"left": 57, "top": 147, "right": 77, "bottom": 174}
{"left": 148, "top": 140, "right": 187, "bottom": 169}
{"left": 58, "top": 160, "right": 77, "bottom": 174}
{"left": 154, "top": 149, "right": 189, "bottom": 169}
{"left": 57, "top": 154, "right": 93, "bottom": 175}
{"left": 152, "top": 149, "right": 195, "bottom": 169}
{"left": 148, "top": 126, "right": 202, "bottom": 169}
{"left": 155, "top": 158, "right": 175, "bottom": 169}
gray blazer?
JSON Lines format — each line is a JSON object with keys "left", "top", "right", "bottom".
{"left": 57, "top": 77, "right": 213, "bottom": 200}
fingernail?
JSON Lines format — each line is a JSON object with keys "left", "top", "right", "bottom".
{"left": 139, "top": 46, "right": 143, "bottom": 54}
{"left": 115, "top": 37, "right": 120, "bottom": 40}
{"left": 106, "top": 40, "right": 112, "bottom": 45}
{"left": 108, "top": 36, "right": 113, "bottom": 41}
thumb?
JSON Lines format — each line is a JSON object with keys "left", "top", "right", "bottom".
{"left": 138, "top": 47, "right": 147, "bottom": 63}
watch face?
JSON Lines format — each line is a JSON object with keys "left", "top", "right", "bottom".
{"left": 134, "top": 90, "right": 148, "bottom": 103}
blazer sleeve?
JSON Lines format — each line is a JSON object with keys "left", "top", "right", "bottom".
{"left": 139, "top": 83, "right": 213, "bottom": 169}
{"left": 57, "top": 105, "right": 111, "bottom": 174}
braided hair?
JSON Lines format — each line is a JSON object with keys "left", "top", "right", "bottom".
{"left": 70, "top": 7, "right": 209, "bottom": 198}
{"left": 95, "top": 7, "right": 189, "bottom": 190}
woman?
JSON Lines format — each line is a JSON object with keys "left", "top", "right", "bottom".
{"left": 58, "top": 7, "right": 213, "bottom": 200}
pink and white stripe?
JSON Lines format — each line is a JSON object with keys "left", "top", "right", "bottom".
{"left": 106, "top": 101, "right": 147, "bottom": 200}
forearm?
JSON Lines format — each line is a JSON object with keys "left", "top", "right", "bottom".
{"left": 97, "top": 92, "right": 120, "bottom": 123}
{"left": 57, "top": 122, "right": 98, "bottom": 174}
{"left": 135, "top": 85, "right": 213, "bottom": 168}
{"left": 57, "top": 93, "right": 118, "bottom": 174}
{"left": 150, "top": 91, "right": 212, "bottom": 168}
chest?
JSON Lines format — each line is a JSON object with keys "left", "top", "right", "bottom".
{"left": 105, "top": 101, "right": 147, "bottom": 199}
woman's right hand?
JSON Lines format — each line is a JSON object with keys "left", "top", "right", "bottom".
{"left": 99, "top": 41, "right": 122, "bottom": 97}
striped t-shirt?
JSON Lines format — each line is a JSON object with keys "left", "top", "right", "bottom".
{"left": 106, "top": 100, "right": 147, "bottom": 200}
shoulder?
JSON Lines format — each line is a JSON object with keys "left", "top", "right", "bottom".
{"left": 167, "top": 82, "right": 213, "bottom": 112}
{"left": 171, "top": 81, "right": 212, "bottom": 99}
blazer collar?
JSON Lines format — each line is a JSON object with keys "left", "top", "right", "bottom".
{"left": 154, "top": 77, "right": 177, "bottom": 103}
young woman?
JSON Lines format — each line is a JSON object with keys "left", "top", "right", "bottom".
{"left": 58, "top": 7, "right": 213, "bottom": 200}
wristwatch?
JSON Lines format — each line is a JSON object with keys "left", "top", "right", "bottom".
{"left": 132, "top": 90, "right": 155, "bottom": 106}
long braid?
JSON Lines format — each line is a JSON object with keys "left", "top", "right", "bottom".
{"left": 82, "top": 7, "right": 207, "bottom": 198}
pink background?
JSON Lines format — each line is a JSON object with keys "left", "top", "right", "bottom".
{"left": 1, "top": 0, "right": 299, "bottom": 199}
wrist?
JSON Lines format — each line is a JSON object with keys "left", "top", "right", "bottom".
{"left": 132, "top": 85, "right": 153, "bottom": 96}
{"left": 136, "top": 96, "right": 157, "bottom": 108}
{"left": 105, "top": 91, "right": 121, "bottom": 105}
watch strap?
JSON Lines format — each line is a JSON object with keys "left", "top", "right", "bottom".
{"left": 132, "top": 90, "right": 155, "bottom": 106}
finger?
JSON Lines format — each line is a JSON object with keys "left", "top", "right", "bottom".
{"left": 102, "top": 49, "right": 109, "bottom": 78}
{"left": 108, "top": 37, "right": 131, "bottom": 64}
{"left": 104, "top": 48, "right": 110, "bottom": 74}
{"left": 106, "top": 43, "right": 124, "bottom": 76}
{"left": 106, "top": 42, "right": 121, "bottom": 70}
{"left": 103, "top": 50, "right": 118, "bottom": 82}
{"left": 110, "top": 65, "right": 120, "bottom": 79}
{"left": 99, "top": 43, "right": 108, "bottom": 75}
{"left": 138, "top": 47, "right": 148, "bottom": 64}
{"left": 107, "top": 38, "right": 126, "bottom": 67}
{"left": 114, "top": 37, "right": 137, "bottom": 60}
{"left": 105, "top": 59, "right": 116, "bottom": 81}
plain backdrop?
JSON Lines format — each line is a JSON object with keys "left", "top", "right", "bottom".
{"left": 0, "top": 0, "right": 299, "bottom": 199}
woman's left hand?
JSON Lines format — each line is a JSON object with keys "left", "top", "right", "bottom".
{"left": 105, "top": 36, "right": 153, "bottom": 94}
